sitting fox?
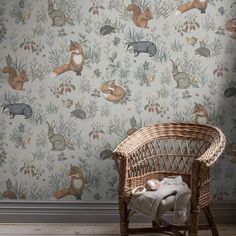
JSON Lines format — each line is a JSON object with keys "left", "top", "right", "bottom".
{"left": 53, "top": 165, "right": 85, "bottom": 200}
{"left": 193, "top": 102, "right": 209, "bottom": 124}
{"left": 51, "top": 40, "right": 85, "bottom": 77}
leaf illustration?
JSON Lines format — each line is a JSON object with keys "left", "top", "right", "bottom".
{"left": 71, "top": 84, "right": 76, "bottom": 90}
{"left": 5, "top": 179, "right": 13, "bottom": 191}
{"left": 130, "top": 116, "right": 137, "bottom": 128}
{"left": 192, "top": 83, "right": 199, "bottom": 88}
{"left": 213, "top": 69, "right": 217, "bottom": 74}
{"left": 6, "top": 54, "right": 12, "bottom": 65}
{"left": 75, "top": 102, "right": 82, "bottom": 109}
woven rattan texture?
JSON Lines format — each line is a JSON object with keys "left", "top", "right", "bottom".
{"left": 113, "top": 123, "right": 226, "bottom": 236}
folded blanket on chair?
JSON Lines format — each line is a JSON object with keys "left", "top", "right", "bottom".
{"left": 129, "top": 176, "right": 191, "bottom": 225}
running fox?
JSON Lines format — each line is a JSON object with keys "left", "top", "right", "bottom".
{"left": 176, "top": 0, "right": 208, "bottom": 15}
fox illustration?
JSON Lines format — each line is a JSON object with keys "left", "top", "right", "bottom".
{"left": 51, "top": 40, "right": 85, "bottom": 77}
{"left": 176, "top": 0, "right": 208, "bottom": 15}
{"left": 2, "top": 191, "right": 26, "bottom": 199}
{"left": 101, "top": 80, "right": 126, "bottom": 103}
{"left": 53, "top": 164, "right": 85, "bottom": 200}
{"left": 2, "top": 66, "right": 28, "bottom": 91}
{"left": 193, "top": 102, "right": 209, "bottom": 124}
{"left": 226, "top": 19, "right": 236, "bottom": 40}
{"left": 127, "top": 3, "right": 153, "bottom": 28}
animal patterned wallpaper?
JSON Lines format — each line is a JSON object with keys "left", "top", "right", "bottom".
{"left": 0, "top": 0, "right": 236, "bottom": 201}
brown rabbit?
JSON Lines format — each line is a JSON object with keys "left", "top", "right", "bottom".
{"left": 53, "top": 164, "right": 85, "bottom": 200}
{"left": 51, "top": 40, "right": 85, "bottom": 77}
{"left": 2, "top": 66, "right": 28, "bottom": 91}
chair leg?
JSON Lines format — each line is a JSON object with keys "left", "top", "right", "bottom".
{"left": 189, "top": 208, "right": 200, "bottom": 236}
{"left": 203, "top": 206, "right": 219, "bottom": 236}
{"left": 119, "top": 198, "right": 129, "bottom": 236}
{"left": 152, "top": 221, "right": 159, "bottom": 228}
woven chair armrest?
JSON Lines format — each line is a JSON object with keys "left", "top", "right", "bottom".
{"left": 195, "top": 127, "right": 226, "bottom": 167}
{"left": 191, "top": 136, "right": 225, "bottom": 192}
{"left": 191, "top": 133, "right": 224, "bottom": 207}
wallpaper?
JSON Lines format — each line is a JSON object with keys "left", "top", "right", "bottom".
{"left": 0, "top": 0, "right": 236, "bottom": 201}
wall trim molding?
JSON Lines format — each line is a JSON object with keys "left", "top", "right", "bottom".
{"left": 0, "top": 200, "right": 235, "bottom": 224}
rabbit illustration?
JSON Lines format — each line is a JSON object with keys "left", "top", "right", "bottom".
{"left": 47, "top": 121, "right": 74, "bottom": 151}
{"left": 48, "top": 0, "right": 66, "bottom": 27}
{"left": 171, "top": 59, "right": 190, "bottom": 89}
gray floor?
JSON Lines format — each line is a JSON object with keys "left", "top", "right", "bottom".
{"left": 0, "top": 223, "right": 235, "bottom": 235}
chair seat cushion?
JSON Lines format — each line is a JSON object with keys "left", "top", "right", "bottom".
{"left": 129, "top": 176, "right": 191, "bottom": 225}
{"left": 156, "top": 195, "right": 175, "bottom": 219}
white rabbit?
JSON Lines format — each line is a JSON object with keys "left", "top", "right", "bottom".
{"left": 48, "top": 0, "right": 66, "bottom": 27}
{"left": 171, "top": 59, "right": 190, "bottom": 89}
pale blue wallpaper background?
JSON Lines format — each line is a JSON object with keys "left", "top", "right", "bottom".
{"left": 0, "top": 0, "right": 236, "bottom": 201}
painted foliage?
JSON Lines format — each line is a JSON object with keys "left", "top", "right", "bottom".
{"left": 0, "top": 0, "right": 236, "bottom": 201}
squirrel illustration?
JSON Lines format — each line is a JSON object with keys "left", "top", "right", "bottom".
{"left": 101, "top": 80, "right": 126, "bottom": 103}
{"left": 193, "top": 102, "right": 209, "bottom": 124}
{"left": 51, "top": 40, "right": 85, "bottom": 77}
{"left": 127, "top": 3, "right": 153, "bottom": 28}
{"left": 2, "top": 66, "right": 28, "bottom": 91}
{"left": 226, "top": 19, "right": 236, "bottom": 40}
{"left": 176, "top": 0, "right": 208, "bottom": 15}
{"left": 53, "top": 165, "right": 85, "bottom": 200}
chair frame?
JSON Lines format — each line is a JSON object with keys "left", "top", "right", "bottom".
{"left": 113, "top": 123, "right": 226, "bottom": 236}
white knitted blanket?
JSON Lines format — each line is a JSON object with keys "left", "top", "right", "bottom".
{"left": 129, "top": 176, "right": 191, "bottom": 225}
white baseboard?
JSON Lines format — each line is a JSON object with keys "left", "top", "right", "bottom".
{"left": 0, "top": 200, "right": 235, "bottom": 224}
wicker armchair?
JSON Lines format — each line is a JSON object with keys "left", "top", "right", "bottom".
{"left": 113, "top": 123, "right": 226, "bottom": 236}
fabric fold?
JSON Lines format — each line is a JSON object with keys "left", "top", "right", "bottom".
{"left": 129, "top": 176, "right": 191, "bottom": 225}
